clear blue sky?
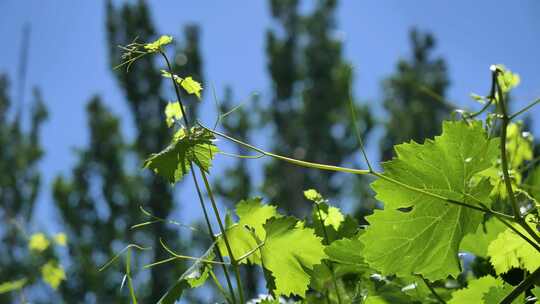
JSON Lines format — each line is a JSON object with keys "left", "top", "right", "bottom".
{"left": 1, "top": 1, "right": 539, "bottom": 231}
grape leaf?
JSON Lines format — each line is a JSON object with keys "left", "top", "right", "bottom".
{"left": 164, "top": 102, "right": 183, "bottom": 128}
{"left": 483, "top": 283, "right": 524, "bottom": 303}
{"left": 261, "top": 217, "right": 326, "bottom": 297}
{"left": 144, "top": 126, "right": 218, "bottom": 184}
{"left": 448, "top": 276, "right": 501, "bottom": 304}
{"left": 325, "top": 236, "right": 365, "bottom": 266}
{"left": 312, "top": 202, "right": 359, "bottom": 243}
{"left": 144, "top": 35, "right": 173, "bottom": 52}
{"left": 181, "top": 77, "right": 203, "bottom": 99}
{"left": 361, "top": 121, "right": 499, "bottom": 280}
{"left": 460, "top": 217, "right": 506, "bottom": 256}
{"left": 218, "top": 197, "right": 279, "bottom": 264}
{"left": 487, "top": 219, "right": 540, "bottom": 274}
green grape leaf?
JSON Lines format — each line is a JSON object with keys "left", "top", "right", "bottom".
{"left": 158, "top": 246, "right": 215, "bottom": 304}
{"left": 532, "top": 287, "right": 540, "bottom": 300}
{"left": 494, "top": 64, "right": 520, "bottom": 93}
{"left": 483, "top": 283, "right": 524, "bottom": 303}
{"left": 460, "top": 217, "right": 506, "bottom": 256}
{"left": 487, "top": 219, "right": 540, "bottom": 274}
{"left": 325, "top": 236, "right": 365, "bottom": 266}
{"left": 160, "top": 70, "right": 203, "bottom": 99}
{"left": 361, "top": 121, "right": 499, "bottom": 280}
{"left": 304, "top": 188, "right": 324, "bottom": 203}
{"left": 448, "top": 276, "right": 501, "bottom": 304}
{"left": 312, "top": 202, "right": 359, "bottom": 243}
{"left": 41, "top": 261, "right": 66, "bottom": 289}
{"left": 164, "top": 102, "right": 184, "bottom": 128}
{"left": 0, "top": 278, "right": 27, "bottom": 294}
{"left": 261, "top": 217, "right": 326, "bottom": 297}
{"left": 218, "top": 197, "right": 279, "bottom": 264}
{"left": 144, "top": 35, "right": 173, "bottom": 52}
{"left": 144, "top": 126, "right": 218, "bottom": 184}
{"left": 181, "top": 77, "right": 203, "bottom": 99}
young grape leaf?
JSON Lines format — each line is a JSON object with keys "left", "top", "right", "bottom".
{"left": 144, "top": 126, "right": 218, "bottom": 184}
{"left": 261, "top": 217, "right": 326, "bottom": 297}
{"left": 312, "top": 202, "right": 359, "bottom": 243}
{"left": 164, "top": 102, "right": 184, "bottom": 128}
{"left": 448, "top": 276, "right": 501, "bottom": 304}
{"left": 181, "top": 77, "right": 203, "bottom": 99}
{"left": 325, "top": 235, "right": 365, "bottom": 266}
{"left": 144, "top": 35, "right": 173, "bottom": 52}
{"left": 487, "top": 219, "right": 540, "bottom": 274}
{"left": 361, "top": 121, "right": 499, "bottom": 280}
{"left": 218, "top": 197, "right": 280, "bottom": 264}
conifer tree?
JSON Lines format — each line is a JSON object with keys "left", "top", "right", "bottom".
{"left": 380, "top": 29, "right": 450, "bottom": 161}
{"left": 0, "top": 75, "right": 48, "bottom": 303}
{"left": 264, "top": 0, "right": 373, "bottom": 215}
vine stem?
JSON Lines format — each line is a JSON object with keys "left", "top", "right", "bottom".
{"left": 315, "top": 203, "right": 343, "bottom": 304}
{"left": 419, "top": 275, "right": 445, "bottom": 304}
{"left": 201, "top": 124, "right": 514, "bottom": 221}
{"left": 159, "top": 51, "right": 240, "bottom": 303}
{"left": 494, "top": 68, "right": 540, "bottom": 247}
{"left": 499, "top": 266, "right": 540, "bottom": 304}
{"left": 200, "top": 169, "right": 246, "bottom": 303}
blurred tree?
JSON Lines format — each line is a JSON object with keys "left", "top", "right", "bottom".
{"left": 263, "top": 0, "right": 373, "bottom": 215}
{"left": 0, "top": 75, "right": 48, "bottom": 303}
{"left": 48, "top": 1, "right": 205, "bottom": 302}
{"left": 53, "top": 97, "right": 143, "bottom": 303}
{"left": 379, "top": 29, "right": 450, "bottom": 161}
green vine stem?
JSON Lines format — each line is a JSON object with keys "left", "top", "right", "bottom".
{"left": 201, "top": 123, "right": 540, "bottom": 255}
{"left": 493, "top": 68, "right": 540, "bottom": 247}
{"left": 202, "top": 125, "right": 513, "bottom": 220}
{"left": 419, "top": 275, "right": 445, "bottom": 304}
{"left": 199, "top": 169, "right": 246, "bottom": 303}
{"left": 159, "top": 51, "right": 241, "bottom": 303}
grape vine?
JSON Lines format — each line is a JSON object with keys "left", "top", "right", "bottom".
{"left": 103, "top": 35, "right": 540, "bottom": 304}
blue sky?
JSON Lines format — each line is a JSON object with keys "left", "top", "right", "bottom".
{"left": 1, "top": 1, "right": 540, "bottom": 231}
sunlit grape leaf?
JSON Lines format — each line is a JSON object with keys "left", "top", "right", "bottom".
{"left": 325, "top": 235, "right": 365, "bottom": 266}
{"left": 448, "top": 276, "right": 501, "bottom": 304}
{"left": 494, "top": 64, "right": 520, "bottom": 93}
{"left": 41, "top": 261, "right": 66, "bottom": 289}
{"left": 483, "top": 283, "right": 524, "bottom": 303}
{"left": 144, "top": 35, "right": 173, "bottom": 52}
{"left": 487, "top": 219, "right": 540, "bottom": 274}
{"left": 0, "top": 279, "right": 27, "bottom": 294}
{"left": 312, "top": 202, "right": 359, "bottom": 243}
{"left": 181, "top": 77, "right": 202, "bottom": 99}
{"left": 28, "top": 233, "right": 50, "bottom": 252}
{"left": 304, "top": 188, "right": 324, "bottom": 203}
{"left": 144, "top": 126, "right": 218, "bottom": 184}
{"left": 53, "top": 233, "right": 68, "bottom": 246}
{"left": 361, "top": 121, "right": 499, "bottom": 280}
{"left": 460, "top": 217, "right": 505, "bottom": 256}
{"left": 160, "top": 70, "right": 202, "bottom": 99}
{"left": 218, "top": 197, "right": 279, "bottom": 264}
{"left": 164, "top": 102, "right": 184, "bottom": 128}
{"left": 261, "top": 217, "right": 326, "bottom": 297}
